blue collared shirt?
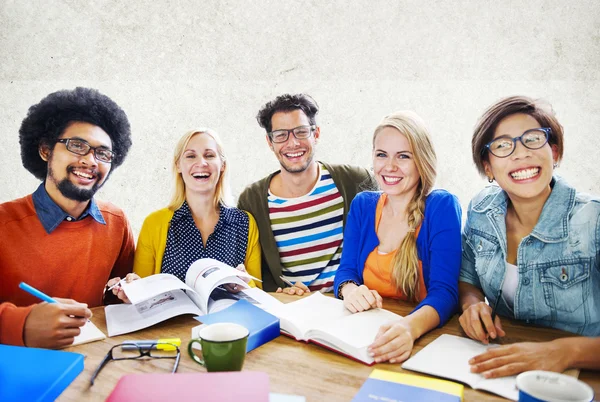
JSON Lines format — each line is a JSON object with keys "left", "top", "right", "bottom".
{"left": 31, "top": 183, "right": 106, "bottom": 234}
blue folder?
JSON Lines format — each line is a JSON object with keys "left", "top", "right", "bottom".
{"left": 0, "top": 344, "right": 84, "bottom": 402}
{"left": 195, "top": 299, "right": 280, "bottom": 352}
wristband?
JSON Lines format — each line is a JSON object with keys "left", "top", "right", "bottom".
{"left": 337, "top": 280, "right": 359, "bottom": 300}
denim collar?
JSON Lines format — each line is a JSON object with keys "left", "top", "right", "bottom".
{"left": 32, "top": 183, "right": 106, "bottom": 234}
{"left": 472, "top": 176, "right": 575, "bottom": 242}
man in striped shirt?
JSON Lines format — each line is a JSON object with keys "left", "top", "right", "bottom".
{"left": 238, "top": 94, "right": 375, "bottom": 293}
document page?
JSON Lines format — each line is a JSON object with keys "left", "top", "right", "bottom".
{"left": 105, "top": 289, "right": 202, "bottom": 336}
{"left": 402, "top": 334, "right": 519, "bottom": 400}
{"left": 121, "top": 274, "right": 195, "bottom": 305}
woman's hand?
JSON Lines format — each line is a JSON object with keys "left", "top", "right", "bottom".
{"left": 223, "top": 264, "right": 251, "bottom": 293}
{"left": 459, "top": 301, "right": 505, "bottom": 344}
{"left": 469, "top": 340, "right": 570, "bottom": 378}
{"left": 276, "top": 281, "right": 311, "bottom": 296}
{"left": 343, "top": 284, "right": 382, "bottom": 313}
{"left": 368, "top": 319, "right": 414, "bottom": 363}
{"left": 106, "top": 273, "right": 140, "bottom": 303}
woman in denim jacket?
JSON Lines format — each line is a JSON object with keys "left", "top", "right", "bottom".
{"left": 459, "top": 96, "right": 600, "bottom": 378}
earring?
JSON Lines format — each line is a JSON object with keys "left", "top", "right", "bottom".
{"left": 488, "top": 177, "right": 494, "bottom": 183}
{"left": 553, "top": 162, "right": 558, "bottom": 169}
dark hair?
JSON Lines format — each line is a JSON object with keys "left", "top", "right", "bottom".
{"left": 256, "top": 93, "right": 319, "bottom": 133}
{"left": 472, "top": 95, "right": 564, "bottom": 176}
{"left": 19, "top": 87, "right": 132, "bottom": 180}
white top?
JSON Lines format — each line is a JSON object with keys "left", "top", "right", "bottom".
{"left": 502, "top": 261, "right": 518, "bottom": 309}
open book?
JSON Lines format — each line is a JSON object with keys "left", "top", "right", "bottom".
{"left": 105, "top": 258, "right": 266, "bottom": 336}
{"left": 402, "top": 334, "right": 520, "bottom": 400}
{"left": 265, "top": 292, "right": 401, "bottom": 365}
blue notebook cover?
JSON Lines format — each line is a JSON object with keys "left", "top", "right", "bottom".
{"left": 352, "top": 369, "right": 463, "bottom": 402}
{"left": 0, "top": 344, "right": 84, "bottom": 402}
{"left": 194, "top": 299, "right": 280, "bottom": 352}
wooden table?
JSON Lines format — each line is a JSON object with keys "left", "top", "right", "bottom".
{"left": 59, "top": 294, "right": 599, "bottom": 401}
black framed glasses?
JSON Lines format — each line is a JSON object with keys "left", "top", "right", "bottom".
{"left": 56, "top": 138, "right": 115, "bottom": 163}
{"left": 90, "top": 342, "right": 180, "bottom": 385}
{"left": 268, "top": 125, "right": 316, "bottom": 144}
{"left": 483, "top": 127, "right": 551, "bottom": 158}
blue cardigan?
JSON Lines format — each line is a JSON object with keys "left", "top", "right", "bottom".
{"left": 334, "top": 190, "right": 462, "bottom": 325}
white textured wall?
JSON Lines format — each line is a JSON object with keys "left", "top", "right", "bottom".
{"left": 1, "top": 0, "right": 599, "bottom": 239}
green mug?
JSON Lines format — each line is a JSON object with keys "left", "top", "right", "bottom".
{"left": 188, "top": 323, "right": 249, "bottom": 372}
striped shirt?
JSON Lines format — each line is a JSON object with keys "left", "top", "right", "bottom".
{"left": 268, "top": 163, "right": 344, "bottom": 292}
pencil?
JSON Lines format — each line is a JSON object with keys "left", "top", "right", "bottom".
{"left": 279, "top": 276, "right": 295, "bottom": 287}
{"left": 490, "top": 289, "right": 503, "bottom": 326}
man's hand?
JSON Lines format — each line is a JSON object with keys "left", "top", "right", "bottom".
{"left": 23, "top": 298, "right": 92, "bottom": 349}
{"left": 276, "top": 281, "right": 310, "bottom": 296}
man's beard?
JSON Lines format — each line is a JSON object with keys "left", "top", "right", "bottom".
{"left": 50, "top": 166, "right": 104, "bottom": 202}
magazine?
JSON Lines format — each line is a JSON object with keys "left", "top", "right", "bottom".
{"left": 104, "top": 258, "right": 275, "bottom": 336}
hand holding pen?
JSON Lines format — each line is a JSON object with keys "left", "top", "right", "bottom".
{"left": 105, "top": 273, "right": 141, "bottom": 304}
{"left": 276, "top": 276, "right": 311, "bottom": 296}
{"left": 19, "top": 282, "right": 91, "bottom": 349}
{"left": 458, "top": 288, "right": 505, "bottom": 345}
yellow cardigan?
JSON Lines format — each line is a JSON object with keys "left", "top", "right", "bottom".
{"left": 133, "top": 207, "right": 262, "bottom": 288}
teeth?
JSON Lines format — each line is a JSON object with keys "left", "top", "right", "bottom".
{"left": 73, "top": 171, "right": 93, "bottom": 179}
{"left": 511, "top": 168, "right": 539, "bottom": 180}
{"left": 286, "top": 152, "right": 304, "bottom": 158}
{"left": 383, "top": 176, "right": 402, "bottom": 184}
{"left": 192, "top": 173, "right": 209, "bottom": 178}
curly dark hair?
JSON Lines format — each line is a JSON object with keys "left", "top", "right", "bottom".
{"left": 256, "top": 93, "right": 319, "bottom": 133}
{"left": 19, "top": 87, "right": 132, "bottom": 180}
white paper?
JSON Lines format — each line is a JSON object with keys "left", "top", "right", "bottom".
{"left": 401, "top": 334, "right": 519, "bottom": 401}
{"left": 105, "top": 289, "right": 202, "bottom": 336}
{"left": 70, "top": 320, "right": 106, "bottom": 346}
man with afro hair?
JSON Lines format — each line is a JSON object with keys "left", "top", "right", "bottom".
{"left": 0, "top": 87, "right": 135, "bottom": 349}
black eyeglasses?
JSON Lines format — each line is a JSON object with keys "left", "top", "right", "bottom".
{"left": 56, "top": 138, "right": 115, "bottom": 163}
{"left": 483, "top": 127, "right": 551, "bottom": 158}
{"left": 268, "top": 125, "right": 316, "bottom": 144}
{"left": 90, "top": 342, "right": 180, "bottom": 385}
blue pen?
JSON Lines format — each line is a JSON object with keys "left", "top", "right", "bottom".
{"left": 19, "top": 282, "right": 57, "bottom": 303}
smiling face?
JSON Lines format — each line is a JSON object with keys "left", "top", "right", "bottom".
{"left": 484, "top": 113, "right": 557, "bottom": 204}
{"left": 373, "top": 127, "right": 421, "bottom": 200}
{"left": 267, "top": 109, "right": 320, "bottom": 173}
{"left": 177, "top": 132, "right": 224, "bottom": 197}
{"left": 42, "top": 121, "right": 112, "bottom": 203}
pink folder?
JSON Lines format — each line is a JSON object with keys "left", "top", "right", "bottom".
{"left": 106, "top": 371, "right": 269, "bottom": 402}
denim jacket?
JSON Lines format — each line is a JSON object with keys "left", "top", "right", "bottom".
{"left": 460, "top": 176, "right": 600, "bottom": 336}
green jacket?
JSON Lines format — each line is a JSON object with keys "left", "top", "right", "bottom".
{"left": 237, "top": 162, "right": 376, "bottom": 291}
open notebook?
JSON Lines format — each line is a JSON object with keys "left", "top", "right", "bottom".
{"left": 402, "top": 334, "right": 580, "bottom": 401}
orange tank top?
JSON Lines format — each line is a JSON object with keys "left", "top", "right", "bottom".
{"left": 363, "top": 193, "right": 427, "bottom": 301}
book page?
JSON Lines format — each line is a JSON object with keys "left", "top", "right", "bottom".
{"left": 267, "top": 292, "right": 348, "bottom": 340}
{"left": 401, "top": 334, "right": 519, "bottom": 400}
{"left": 105, "top": 289, "right": 202, "bottom": 336}
{"left": 121, "top": 273, "right": 196, "bottom": 305}
{"left": 307, "top": 307, "right": 401, "bottom": 363}
{"left": 185, "top": 259, "right": 254, "bottom": 312}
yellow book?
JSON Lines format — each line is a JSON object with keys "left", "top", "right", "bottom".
{"left": 353, "top": 369, "right": 463, "bottom": 401}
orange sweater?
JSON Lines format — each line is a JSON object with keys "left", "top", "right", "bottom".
{"left": 0, "top": 194, "right": 134, "bottom": 346}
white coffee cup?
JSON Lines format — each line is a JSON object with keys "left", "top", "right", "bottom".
{"left": 517, "top": 371, "right": 594, "bottom": 402}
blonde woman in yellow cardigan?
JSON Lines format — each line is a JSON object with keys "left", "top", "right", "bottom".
{"left": 108, "top": 128, "right": 261, "bottom": 301}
